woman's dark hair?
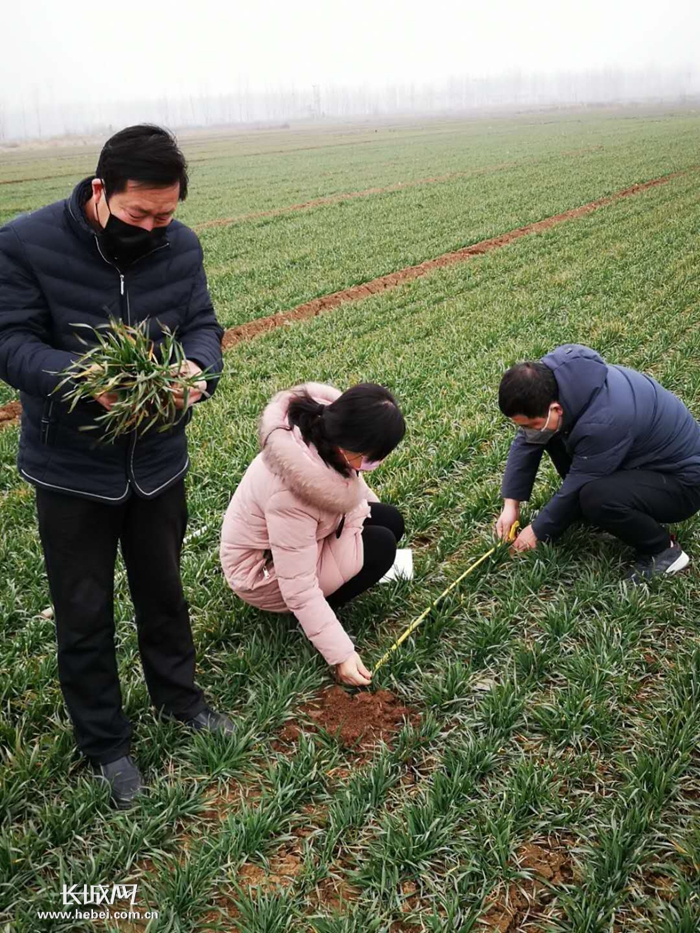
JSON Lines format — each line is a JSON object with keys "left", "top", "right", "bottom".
{"left": 287, "top": 383, "right": 406, "bottom": 477}
{"left": 95, "top": 124, "right": 189, "bottom": 200}
{"left": 498, "top": 361, "right": 558, "bottom": 418}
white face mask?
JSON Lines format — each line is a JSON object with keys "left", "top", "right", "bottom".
{"left": 343, "top": 452, "right": 383, "bottom": 472}
{"left": 521, "top": 406, "right": 560, "bottom": 445}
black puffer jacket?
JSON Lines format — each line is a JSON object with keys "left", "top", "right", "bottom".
{"left": 0, "top": 178, "right": 224, "bottom": 503}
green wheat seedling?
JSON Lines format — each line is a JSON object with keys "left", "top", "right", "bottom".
{"left": 3, "top": 115, "right": 700, "bottom": 932}
{"left": 52, "top": 318, "right": 218, "bottom": 443}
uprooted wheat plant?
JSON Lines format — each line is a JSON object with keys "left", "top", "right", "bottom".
{"left": 53, "top": 319, "right": 216, "bottom": 442}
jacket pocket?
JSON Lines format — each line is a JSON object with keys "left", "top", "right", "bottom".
{"left": 40, "top": 398, "right": 58, "bottom": 446}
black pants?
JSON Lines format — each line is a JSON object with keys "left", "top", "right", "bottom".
{"left": 545, "top": 437, "right": 700, "bottom": 554}
{"left": 35, "top": 481, "right": 205, "bottom": 765}
{"left": 327, "top": 503, "right": 405, "bottom": 608}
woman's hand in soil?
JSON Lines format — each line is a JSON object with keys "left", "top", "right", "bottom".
{"left": 336, "top": 652, "right": 373, "bottom": 687}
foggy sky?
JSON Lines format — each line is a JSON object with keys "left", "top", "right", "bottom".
{"left": 4, "top": 0, "right": 698, "bottom": 104}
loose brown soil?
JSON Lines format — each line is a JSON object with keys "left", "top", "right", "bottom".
{"left": 221, "top": 170, "right": 684, "bottom": 350}
{"left": 314, "top": 877, "right": 361, "bottom": 913}
{"left": 200, "top": 778, "right": 263, "bottom": 821}
{"left": 238, "top": 849, "right": 305, "bottom": 889}
{"left": 481, "top": 841, "right": 575, "bottom": 932}
{"left": 235, "top": 846, "right": 362, "bottom": 922}
{"left": 277, "top": 685, "right": 420, "bottom": 750}
{"left": 0, "top": 400, "right": 21, "bottom": 431}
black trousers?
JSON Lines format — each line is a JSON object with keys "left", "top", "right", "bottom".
{"left": 545, "top": 437, "right": 700, "bottom": 554}
{"left": 35, "top": 481, "right": 205, "bottom": 765}
{"left": 327, "top": 503, "right": 405, "bottom": 608}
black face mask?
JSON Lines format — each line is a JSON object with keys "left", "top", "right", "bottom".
{"left": 97, "top": 187, "right": 169, "bottom": 265}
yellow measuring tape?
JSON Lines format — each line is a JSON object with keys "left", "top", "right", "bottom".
{"left": 372, "top": 521, "right": 520, "bottom": 674}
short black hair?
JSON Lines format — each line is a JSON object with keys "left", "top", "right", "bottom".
{"left": 95, "top": 124, "right": 189, "bottom": 200}
{"left": 498, "top": 361, "right": 558, "bottom": 418}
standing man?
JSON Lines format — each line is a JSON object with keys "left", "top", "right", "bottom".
{"left": 495, "top": 344, "right": 700, "bottom": 583}
{"left": 0, "top": 125, "right": 232, "bottom": 809}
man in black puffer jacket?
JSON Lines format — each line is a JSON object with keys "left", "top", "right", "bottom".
{"left": 0, "top": 125, "right": 232, "bottom": 808}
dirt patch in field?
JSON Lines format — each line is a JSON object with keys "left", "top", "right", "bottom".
{"left": 0, "top": 401, "right": 21, "bottom": 431}
{"left": 277, "top": 685, "right": 419, "bottom": 750}
{"left": 238, "top": 849, "right": 305, "bottom": 890}
{"left": 236, "top": 842, "right": 362, "bottom": 913}
{"left": 200, "top": 778, "right": 263, "bottom": 821}
{"left": 221, "top": 170, "right": 684, "bottom": 350}
{"left": 313, "top": 875, "right": 361, "bottom": 912}
{"left": 199, "top": 897, "right": 242, "bottom": 933}
{"left": 480, "top": 841, "right": 575, "bottom": 932}
{"left": 236, "top": 846, "right": 362, "bottom": 914}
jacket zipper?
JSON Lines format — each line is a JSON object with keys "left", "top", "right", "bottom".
{"left": 92, "top": 236, "right": 171, "bottom": 486}
{"left": 40, "top": 399, "right": 56, "bottom": 445}
{"left": 122, "top": 242, "right": 171, "bottom": 486}
{"left": 120, "top": 274, "right": 128, "bottom": 322}
{"left": 94, "top": 237, "right": 128, "bottom": 324}
{"left": 94, "top": 237, "right": 169, "bottom": 326}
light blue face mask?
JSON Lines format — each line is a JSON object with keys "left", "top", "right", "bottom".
{"left": 521, "top": 406, "right": 560, "bottom": 445}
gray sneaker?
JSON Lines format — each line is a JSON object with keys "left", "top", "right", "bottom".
{"left": 625, "top": 540, "right": 690, "bottom": 585}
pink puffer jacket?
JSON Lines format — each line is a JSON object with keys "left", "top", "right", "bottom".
{"left": 220, "top": 383, "right": 379, "bottom": 665}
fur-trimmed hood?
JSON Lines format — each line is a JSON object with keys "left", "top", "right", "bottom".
{"left": 258, "top": 382, "right": 367, "bottom": 514}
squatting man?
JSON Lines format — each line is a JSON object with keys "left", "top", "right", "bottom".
{"left": 495, "top": 344, "right": 700, "bottom": 583}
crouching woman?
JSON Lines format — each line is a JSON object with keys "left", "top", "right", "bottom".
{"left": 220, "top": 382, "right": 406, "bottom": 687}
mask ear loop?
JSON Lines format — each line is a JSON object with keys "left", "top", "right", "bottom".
{"left": 98, "top": 178, "right": 111, "bottom": 228}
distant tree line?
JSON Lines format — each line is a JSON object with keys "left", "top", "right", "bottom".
{"left": 0, "top": 67, "right": 698, "bottom": 143}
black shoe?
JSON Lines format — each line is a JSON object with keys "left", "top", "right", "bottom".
{"left": 92, "top": 755, "right": 144, "bottom": 810}
{"left": 181, "top": 707, "right": 236, "bottom": 735}
{"left": 625, "top": 540, "right": 690, "bottom": 585}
